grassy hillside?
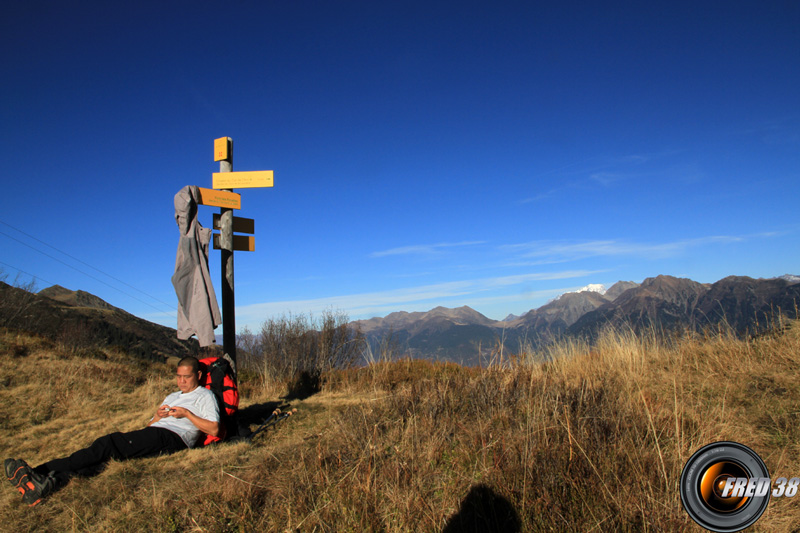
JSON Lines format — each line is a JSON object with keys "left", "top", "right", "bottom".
{"left": 0, "top": 280, "right": 198, "bottom": 362}
{"left": 2, "top": 318, "right": 800, "bottom": 531}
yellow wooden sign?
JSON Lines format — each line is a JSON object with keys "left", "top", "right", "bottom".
{"left": 214, "top": 137, "right": 230, "bottom": 162}
{"left": 197, "top": 187, "right": 241, "bottom": 209}
{"left": 213, "top": 234, "right": 255, "bottom": 252}
{"left": 213, "top": 171, "right": 274, "bottom": 189}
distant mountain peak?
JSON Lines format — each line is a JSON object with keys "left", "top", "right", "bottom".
{"left": 548, "top": 283, "right": 607, "bottom": 304}
{"left": 605, "top": 281, "right": 640, "bottom": 301}
{"left": 39, "top": 285, "right": 116, "bottom": 311}
{"left": 570, "top": 283, "right": 607, "bottom": 296}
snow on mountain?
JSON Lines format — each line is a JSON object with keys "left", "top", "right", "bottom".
{"left": 573, "top": 283, "right": 607, "bottom": 295}
{"left": 551, "top": 283, "right": 607, "bottom": 300}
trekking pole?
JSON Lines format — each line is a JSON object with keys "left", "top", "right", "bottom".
{"left": 276, "top": 408, "right": 297, "bottom": 425}
{"left": 247, "top": 409, "right": 280, "bottom": 441}
{"left": 248, "top": 408, "right": 297, "bottom": 442}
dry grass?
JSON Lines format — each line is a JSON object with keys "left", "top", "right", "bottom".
{"left": 1, "top": 320, "right": 799, "bottom": 531}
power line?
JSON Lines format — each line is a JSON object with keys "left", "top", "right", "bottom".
{"left": 0, "top": 219, "right": 176, "bottom": 310}
{"left": 0, "top": 259, "right": 57, "bottom": 288}
{"left": 0, "top": 258, "right": 176, "bottom": 320}
{"left": 0, "top": 226, "right": 175, "bottom": 315}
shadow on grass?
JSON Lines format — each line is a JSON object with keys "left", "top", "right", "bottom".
{"left": 283, "top": 370, "right": 321, "bottom": 401}
{"left": 236, "top": 401, "right": 283, "bottom": 427}
{"left": 442, "top": 484, "right": 521, "bottom": 533}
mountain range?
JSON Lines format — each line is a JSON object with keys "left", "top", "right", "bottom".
{"left": 352, "top": 275, "right": 800, "bottom": 365}
{"left": 2, "top": 273, "right": 798, "bottom": 367}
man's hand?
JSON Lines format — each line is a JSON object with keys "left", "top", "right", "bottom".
{"left": 148, "top": 405, "right": 172, "bottom": 426}
{"left": 167, "top": 406, "right": 189, "bottom": 418}
{"left": 166, "top": 406, "right": 220, "bottom": 437}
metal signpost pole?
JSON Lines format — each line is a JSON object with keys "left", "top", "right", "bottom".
{"left": 216, "top": 137, "right": 237, "bottom": 364}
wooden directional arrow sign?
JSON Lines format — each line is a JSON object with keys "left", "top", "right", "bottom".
{"left": 213, "top": 213, "right": 254, "bottom": 234}
{"left": 197, "top": 187, "right": 241, "bottom": 209}
{"left": 213, "top": 234, "right": 255, "bottom": 252}
{"left": 213, "top": 171, "right": 274, "bottom": 189}
{"left": 214, "top": 137, "right": 230, "bottom": 162}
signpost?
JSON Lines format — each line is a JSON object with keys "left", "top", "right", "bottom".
{"left": 212, "top": 213, "right": 254, "bottom": 234}
{"left": 213, "top": 171, "right": 274, "bottom": 189}
{"left": 213, "top": 234, "right": 255, "bottom": 252}
{"left": 197, "top": 187, "right": 242, "bottom": 210}
{"left": 203, "top": 137, "right": 273, "bottom": 365}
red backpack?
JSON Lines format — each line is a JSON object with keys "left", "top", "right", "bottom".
{"left": 198, "top": 356, "right": 239, "bottom": 445}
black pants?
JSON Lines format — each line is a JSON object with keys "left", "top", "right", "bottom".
{"left": 34, "top": 427, "right": 187, "bottom": 484}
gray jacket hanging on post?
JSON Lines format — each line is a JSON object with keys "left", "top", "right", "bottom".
{"left": 172, "top": 185, "right": 222, "bottom": 346}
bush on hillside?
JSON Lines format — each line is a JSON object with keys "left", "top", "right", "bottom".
{"left": 0, "top": 274, "right": 41, "bottom": 332}
{"left": 237, "top": 309, "right": 364, "bottom": 397}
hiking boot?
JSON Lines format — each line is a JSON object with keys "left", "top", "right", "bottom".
{"left": 4, "top": 458, "right": 30, "bottom": 489}
{"left": 18, "top": 468, "right": 55, "bottom": 506}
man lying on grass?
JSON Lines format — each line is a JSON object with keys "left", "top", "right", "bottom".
{"left": 4, "top": 356, "right": 219, "bottom": 506}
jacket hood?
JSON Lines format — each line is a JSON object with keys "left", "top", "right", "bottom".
{"left": 174, "top": 185, "right": 200, "bottom": 236}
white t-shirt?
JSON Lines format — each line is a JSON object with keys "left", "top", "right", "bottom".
{"left": 150, "top": 386, "right": 219, "bottom": 448}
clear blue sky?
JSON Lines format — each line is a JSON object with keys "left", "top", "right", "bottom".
{"left": 2, "top": 1, "right": 799, "bottom": 333}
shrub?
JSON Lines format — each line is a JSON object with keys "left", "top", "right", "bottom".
{"left": 0, "top": 273, "right": 41, "bottom": 331}
{"left": 238, "top": 309, "right": 364, "bottom": 397}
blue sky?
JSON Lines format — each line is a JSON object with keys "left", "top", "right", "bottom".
{"left": 2, "top": 1, "right": 799, "bottom": 333}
